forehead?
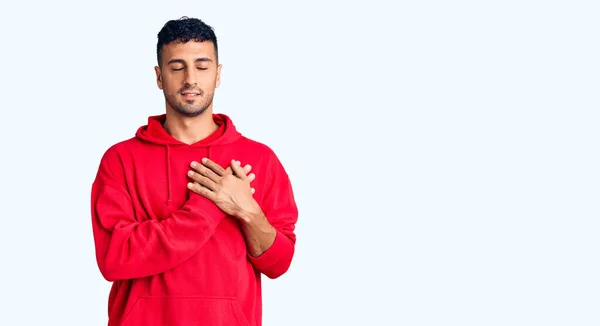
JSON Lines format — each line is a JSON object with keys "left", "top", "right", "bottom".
{"left": 161, "top": 40, "right": 216, "bottom": 62}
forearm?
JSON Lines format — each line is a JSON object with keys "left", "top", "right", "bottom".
{"left": 239, "top": 211, "right": 277, "bottom": 257}
{"left": 239, "top": 210, "right": 295, "bottom": 279}
{"left": 93, "top": 185, "right": 225, "bottom": 281}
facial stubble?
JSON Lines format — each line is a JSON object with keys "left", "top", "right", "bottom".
{"left": 164, "top": 87, "right": 215, "bottom": 117}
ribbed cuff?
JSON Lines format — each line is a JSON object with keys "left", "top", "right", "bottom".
{"left": 247, "top": 231, "right": 288, "bottom": 270}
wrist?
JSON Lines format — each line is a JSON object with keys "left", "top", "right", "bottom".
{"left": 238, "top": 208, "right": 264, "bottom": 225}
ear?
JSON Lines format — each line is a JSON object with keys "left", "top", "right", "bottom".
{"left": 215, "top": 64, "right": 222, "bottom": 88}
{"left": 154, "top": 66, "right": 163, "bottom": 89}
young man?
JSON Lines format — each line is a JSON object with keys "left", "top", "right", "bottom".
{"left": 90, "top": 17, "right": 298, "bottom": 326}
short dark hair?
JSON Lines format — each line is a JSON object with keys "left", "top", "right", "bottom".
{"left": 156, "top": 16, "right": 218, "bottom": 66}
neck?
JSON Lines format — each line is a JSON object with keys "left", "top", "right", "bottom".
{"left": 163, "top": 109, "right": 218, "bottom": 145}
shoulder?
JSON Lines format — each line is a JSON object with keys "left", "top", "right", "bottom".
{"left": 238, "top": 136, "right": 290, "bottom": 178}
{"left": 96, "top": 136, "right": 147, "bottom": 174}
{"left": 239, "top": 136, "right": 278, "bottom": 157}
{"left": 94, "top": 137, "right": 145, "bottom": 185}
{"left": 237, "top": 136, "right": 290, "bottom": 172}
{"left": 100, "top": 137, "right": 138, "bottom": 161}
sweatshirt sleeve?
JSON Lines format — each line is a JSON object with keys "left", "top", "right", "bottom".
{"left": 247, "top": 152, "right": 299, "bottom": 279}
{"left": 90, "top": 146, "right": 226, "bottom": 282}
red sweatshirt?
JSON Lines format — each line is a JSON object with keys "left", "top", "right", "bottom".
{"left": 90, "top": 113, "right": 298, "bottom": 326}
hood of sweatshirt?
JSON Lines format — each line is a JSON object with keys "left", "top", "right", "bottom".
{"left": 135, "top": 113, "right": 242, "bottom": 147}
{"left": 134, "top": 113, "right": 242, "bottom": 205}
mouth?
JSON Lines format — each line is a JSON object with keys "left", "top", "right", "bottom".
{"left": 181, "top": 92, "right": 201, "bottom": 99}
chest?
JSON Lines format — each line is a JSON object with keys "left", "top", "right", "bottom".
{"left": 123, "top": 145, "right": 267, "bottom": 221}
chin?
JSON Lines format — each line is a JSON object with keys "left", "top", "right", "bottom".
{"left": 175, "top": 106, "right": 208, "bottom": 117}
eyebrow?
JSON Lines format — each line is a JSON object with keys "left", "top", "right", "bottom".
{"left": 167, "top": 58, "right": 213, "bottom": 65}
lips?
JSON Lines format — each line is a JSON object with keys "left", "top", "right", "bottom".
{"left": 181, "top": 91, "right": 201, "bottom": 99}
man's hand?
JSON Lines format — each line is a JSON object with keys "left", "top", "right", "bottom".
{"left": 187, "top": 158, "right": 262, "bottom": 221}
{"left": 226, "top": 162, "right": 255, "bottom": 194}
{"left": 192, "top": 159, "right": 255, "bottom": 193}
{"left": 224, "top": 163, "right": 250, "bottom": 184}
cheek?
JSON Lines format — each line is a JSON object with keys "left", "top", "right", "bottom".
{"left": 161, "top": 77, "right": 179, "bottom": 93}
{"left": 204, "top": 74, "right": 219, "bottom": 87}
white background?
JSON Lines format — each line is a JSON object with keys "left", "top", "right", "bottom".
{"left": 0, "top": 1, "right": 598, "bottom": 325}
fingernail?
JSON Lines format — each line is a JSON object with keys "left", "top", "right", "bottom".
{"left": 201, "top": 158, "right": 207, "bottom": 163}
{"left": 188, "top": 171, "right": 194, "bottom": 176}
{"left": 187, "top": 182, "right": 193, "bottom": 188}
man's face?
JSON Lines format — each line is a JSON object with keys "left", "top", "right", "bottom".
{"left": 155, "top": 40, "right": 221, "bottom": 117}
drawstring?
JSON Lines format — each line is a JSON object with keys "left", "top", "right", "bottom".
{"left": 165, "top": 144, "right": 172, "bottom": 205}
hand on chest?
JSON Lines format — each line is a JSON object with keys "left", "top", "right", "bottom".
{"left": 130, "top": 146, "right": 265, "bottom": 218}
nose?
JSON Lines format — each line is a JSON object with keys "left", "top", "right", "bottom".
{"left": 184, "top": 70, "right": 197, "bottom": 86}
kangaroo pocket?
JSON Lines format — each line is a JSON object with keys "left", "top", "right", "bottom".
{"left": 121, "top": 296, "right": 251, "bottom": 326}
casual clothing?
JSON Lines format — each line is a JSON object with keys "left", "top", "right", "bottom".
{"left": 90, "top": 114, "right": 298, "bottom": 326}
